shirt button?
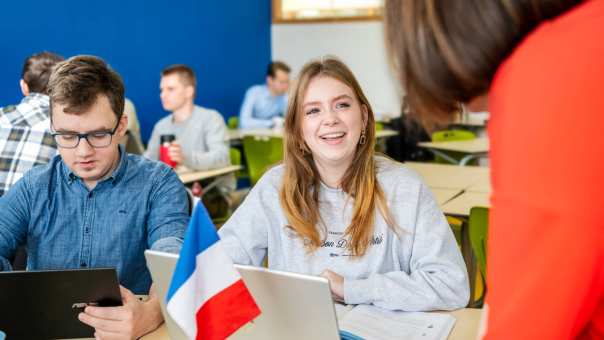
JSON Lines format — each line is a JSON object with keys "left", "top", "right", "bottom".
{"left": 80, "top": 262, "right": 87, "bottom": 267}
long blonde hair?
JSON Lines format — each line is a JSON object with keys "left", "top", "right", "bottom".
{"left": 279, "top": 57, "right": 396, "bottom": 257}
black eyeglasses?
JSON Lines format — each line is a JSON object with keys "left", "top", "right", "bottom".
{"left": 51, "top": 120, "right": 120, "bottom": 149}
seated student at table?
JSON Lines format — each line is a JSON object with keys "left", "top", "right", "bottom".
{"left": 219, "top": 57, "right": 469, "bottom": 311}
{"left": 0, "top": 51, "right": 64, "bottom": 197}
{"left": 145, "top": 64, "right": 230, "bottom": 172}
{"left": 238, "top": 61, "right": 290, "bottom": 129}
{"left": 119, "top": 97, "right": 145, "bottom": 155}
{"left": 0, "top": 55, "right": 189, "bottom": 339}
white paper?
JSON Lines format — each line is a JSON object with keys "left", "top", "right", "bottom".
{"left": 339, "top": 305, "right": 456, "bottom": 340}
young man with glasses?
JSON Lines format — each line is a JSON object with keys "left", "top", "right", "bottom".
{"left": 0, "top": 55, "right": 189, "bottom": 339}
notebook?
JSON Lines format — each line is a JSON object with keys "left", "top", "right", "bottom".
{"left": 336, "top": 304, "right": 456, "bottom": 340}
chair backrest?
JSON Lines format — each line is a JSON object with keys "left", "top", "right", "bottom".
{"left": 227, "top": 116, "right": 239, "bottom": 129}
{"left": 230, "top": 147, "right": 241, "bottom": 166}
{"left": 431, "top": 129, "right": 477, "bottom": 164}
{"left": 243, "top": 136, "right": 283, "bottom": 185}
{"left": 432, "top": 129, "right": 476, "bottom": 142}
{"left": 468, "top": 206, "right": 489, "bottom": 279}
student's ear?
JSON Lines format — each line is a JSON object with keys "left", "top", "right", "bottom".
{"left": 116, "top": 113, "right": 129, "bottom": 138}
{"left": 361, "top": 104, "right": 369, "bottom": 130}
{"left": 186, "top": 85, "right": 195, "bottom": 100}
{"left": 19, "top": 79, "right": 29, "bottom": 97}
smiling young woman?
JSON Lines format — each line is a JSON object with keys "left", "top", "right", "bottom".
{"left": 218, "top": 57, "right": 469, "bottom": 311}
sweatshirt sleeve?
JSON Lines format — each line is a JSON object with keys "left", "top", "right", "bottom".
{"left": 343, "top": 183, "right": 470, "bottom": 311}
{"left": 184, "top": 111, "right": 230, "bottom": 170}
{"left": 217, "top": 174, "right": 271, "bottom": 266}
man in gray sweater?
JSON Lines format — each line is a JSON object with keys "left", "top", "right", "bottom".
{"left": 145, "top": 64, "right": 229, "bottom": 171}
{"left": 144, "top": 64, "right": 233, "bottom": 194}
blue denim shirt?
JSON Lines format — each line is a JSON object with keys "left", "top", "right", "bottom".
{"left": 0, "top": 146, "right": 189, "bottom": 294}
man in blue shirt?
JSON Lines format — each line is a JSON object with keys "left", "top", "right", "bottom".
{"left": 0, "top": 55, "right": 189, "bottom": 339}
{"left": 239, "top": 61, "right": 290, "bottom": 129}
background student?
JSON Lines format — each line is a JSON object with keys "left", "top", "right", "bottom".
{"left": 0, "top": 51, "right": 64, "bottom": 196}
{"left": 219, "top": 57, "right": 469, "bottom": 311}
{"left": 238, "top": 61, "right": 290, "bottom": 129}
{"left": 384, "top": 0, "right": 603, "bottom": 338}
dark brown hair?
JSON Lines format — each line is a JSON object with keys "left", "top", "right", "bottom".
{"left": 21, "top": 51, "right": 64, "bottom": 95}
{"left": 384, "top": 0, "right": 582, "bottom": 124}
{"left": 267, "top": 61, "right": 291, "bottom": 78}
{"left": 161, "top": 64, "right": 197, "bottom": 91}
{"left": 48, "top": 55, "right": 125, "bottom": 120}
{"left": 280, "top": 56, "right": 396, "bottom": 257}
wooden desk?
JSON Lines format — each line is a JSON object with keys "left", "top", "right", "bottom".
{"left": 431, "top": 188, "right": 464, "bottom": 206}
{"left": 448, "top": 308, "right": 482, "bottom": 340}
{"left": 405, "top": 162, "right": 490, "bottom": 191}
{"left": 228, "top": 128, "right": 399, "bottom": 141}
{"left": 141, "top": 307, "right": 482, "bottom": 340}
{"left": 466, "top": 173, "right": 491, "bottom": 194}
{"left": 176, "top": 165, "right": 242, "bottom": 184}
{"left": 442, "top": 191, "right": 491, "bottom": 217}
{"left": 418, "top": 138, "right": 489, "bottom": 166}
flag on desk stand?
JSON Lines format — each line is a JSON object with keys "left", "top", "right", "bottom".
{"left": 166, "top": 202, "right": 261, "bottom": 340}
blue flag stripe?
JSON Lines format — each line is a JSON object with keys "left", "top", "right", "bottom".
{"left": 167, "top": 202, "right": 220, "bottom": 301}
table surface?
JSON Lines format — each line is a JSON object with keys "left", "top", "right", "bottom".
{"left": 176, "top": 165, "right": 242, "bottom": 184}
{"left": 418, "top": 138, "right": 489, "bottom": 154}
{"left": 405, "top": 162, "right": 490, "bottom": 191}
{"left": 141, "top": 307, "right": 483, "bottom": 340}
{"left": 441, "top": 191, "right": 491, "bottom": 216}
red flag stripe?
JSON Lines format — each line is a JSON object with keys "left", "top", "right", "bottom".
{"left": 195, "top": 279, "right": 261, "bottom": 340}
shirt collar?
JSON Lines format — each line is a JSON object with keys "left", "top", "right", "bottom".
{"left": 21, "top": 93, "right": 50, "bottom": 108}
{"left": 62, "top": 144, "right": 129, "bottom": 186}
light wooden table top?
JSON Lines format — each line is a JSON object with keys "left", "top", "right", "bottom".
{"left": 176, "top": 165, "right": 242, "bottom": 184}
{"left": 431, "top": 188, "right": 464, "bottom": 206}
{"left": 418, "top": 137, "right": 489, "bottom": 154}
{"left": 141, "top": 307, "right": 483, "bottom": 340}
{"left": 441, "top": 191, "right": 491, "bottom": 216}
{"left": 228, "top": 128, "right": 399, "bottom": 140}
{"left": 466, "top": 174, "right": 492, "bottom": 193}
{"left": 405, "top": 162, "right": 490, "bottom": 191}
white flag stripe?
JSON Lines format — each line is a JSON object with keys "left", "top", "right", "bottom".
{"left": 167, "top": 241, "right": 241, "bottom": 338}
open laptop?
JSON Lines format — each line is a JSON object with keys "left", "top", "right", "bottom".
{"left": 0, "top": 268, "right": 122, "bottom": 339}
{"left": 145, "top": 250, "right": 341, "bottom": 340}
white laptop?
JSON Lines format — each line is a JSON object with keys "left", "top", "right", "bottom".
{"left": 144, "top": 250, "right": 341, "bottom": 340}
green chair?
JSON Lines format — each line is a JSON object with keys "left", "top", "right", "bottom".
{"left": 242, "top": 136, "right": 283, "bottom": 186}
{"left": 230, "top": 146, "right": 249, "bottom": 179}
{"left": 431, "top": 129, "right": 476, "bottom": 164}
{"left": 227, "top": 116, "right": 239, "bottom": 129}
{"left": 468, "top": 206, "right": 489, "bottom": 306}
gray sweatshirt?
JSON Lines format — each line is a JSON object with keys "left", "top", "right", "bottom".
{"left": 145, "top": 105, "right": 230, "bottom": 171}
{"left": 218, "top": 157, "right": 470, "bottom": 311}
{"left": 144, "top": 105, "right": 234, "bottom": 191}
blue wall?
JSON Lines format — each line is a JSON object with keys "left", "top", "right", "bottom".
{"left": 0, "top": 0, "right": 271, "bottom": 143}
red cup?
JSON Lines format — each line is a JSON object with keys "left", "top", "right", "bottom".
{"left": 159, "top": 134, "right": 177, "bottom": 168}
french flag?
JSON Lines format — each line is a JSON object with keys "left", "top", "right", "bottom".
{"left": 166, "top": 202, "right": 261, "bottom": 340}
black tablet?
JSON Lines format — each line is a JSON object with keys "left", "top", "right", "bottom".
{"left": 0, "top": 268, "right": 122, "bottom": 339}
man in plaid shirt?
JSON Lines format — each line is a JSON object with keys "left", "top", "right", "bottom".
{"left": 0, "top": 51, "right": 64, "bottom": 196}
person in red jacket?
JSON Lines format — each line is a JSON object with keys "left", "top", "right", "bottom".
{"left": 384, "top": 0, "right": 603, "bottom": 339}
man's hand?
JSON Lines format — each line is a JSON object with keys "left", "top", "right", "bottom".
{"left": 271, "top": 116, "right": 284, "bottom": 129}
{"left": 321, "top": 269, "right": 344, "bottom": 302}
{"left": 168, "top": 142, "right": 184, "bottom": 165}
{"left": 78, "top": 285, "right": 163, "bottom": 340}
